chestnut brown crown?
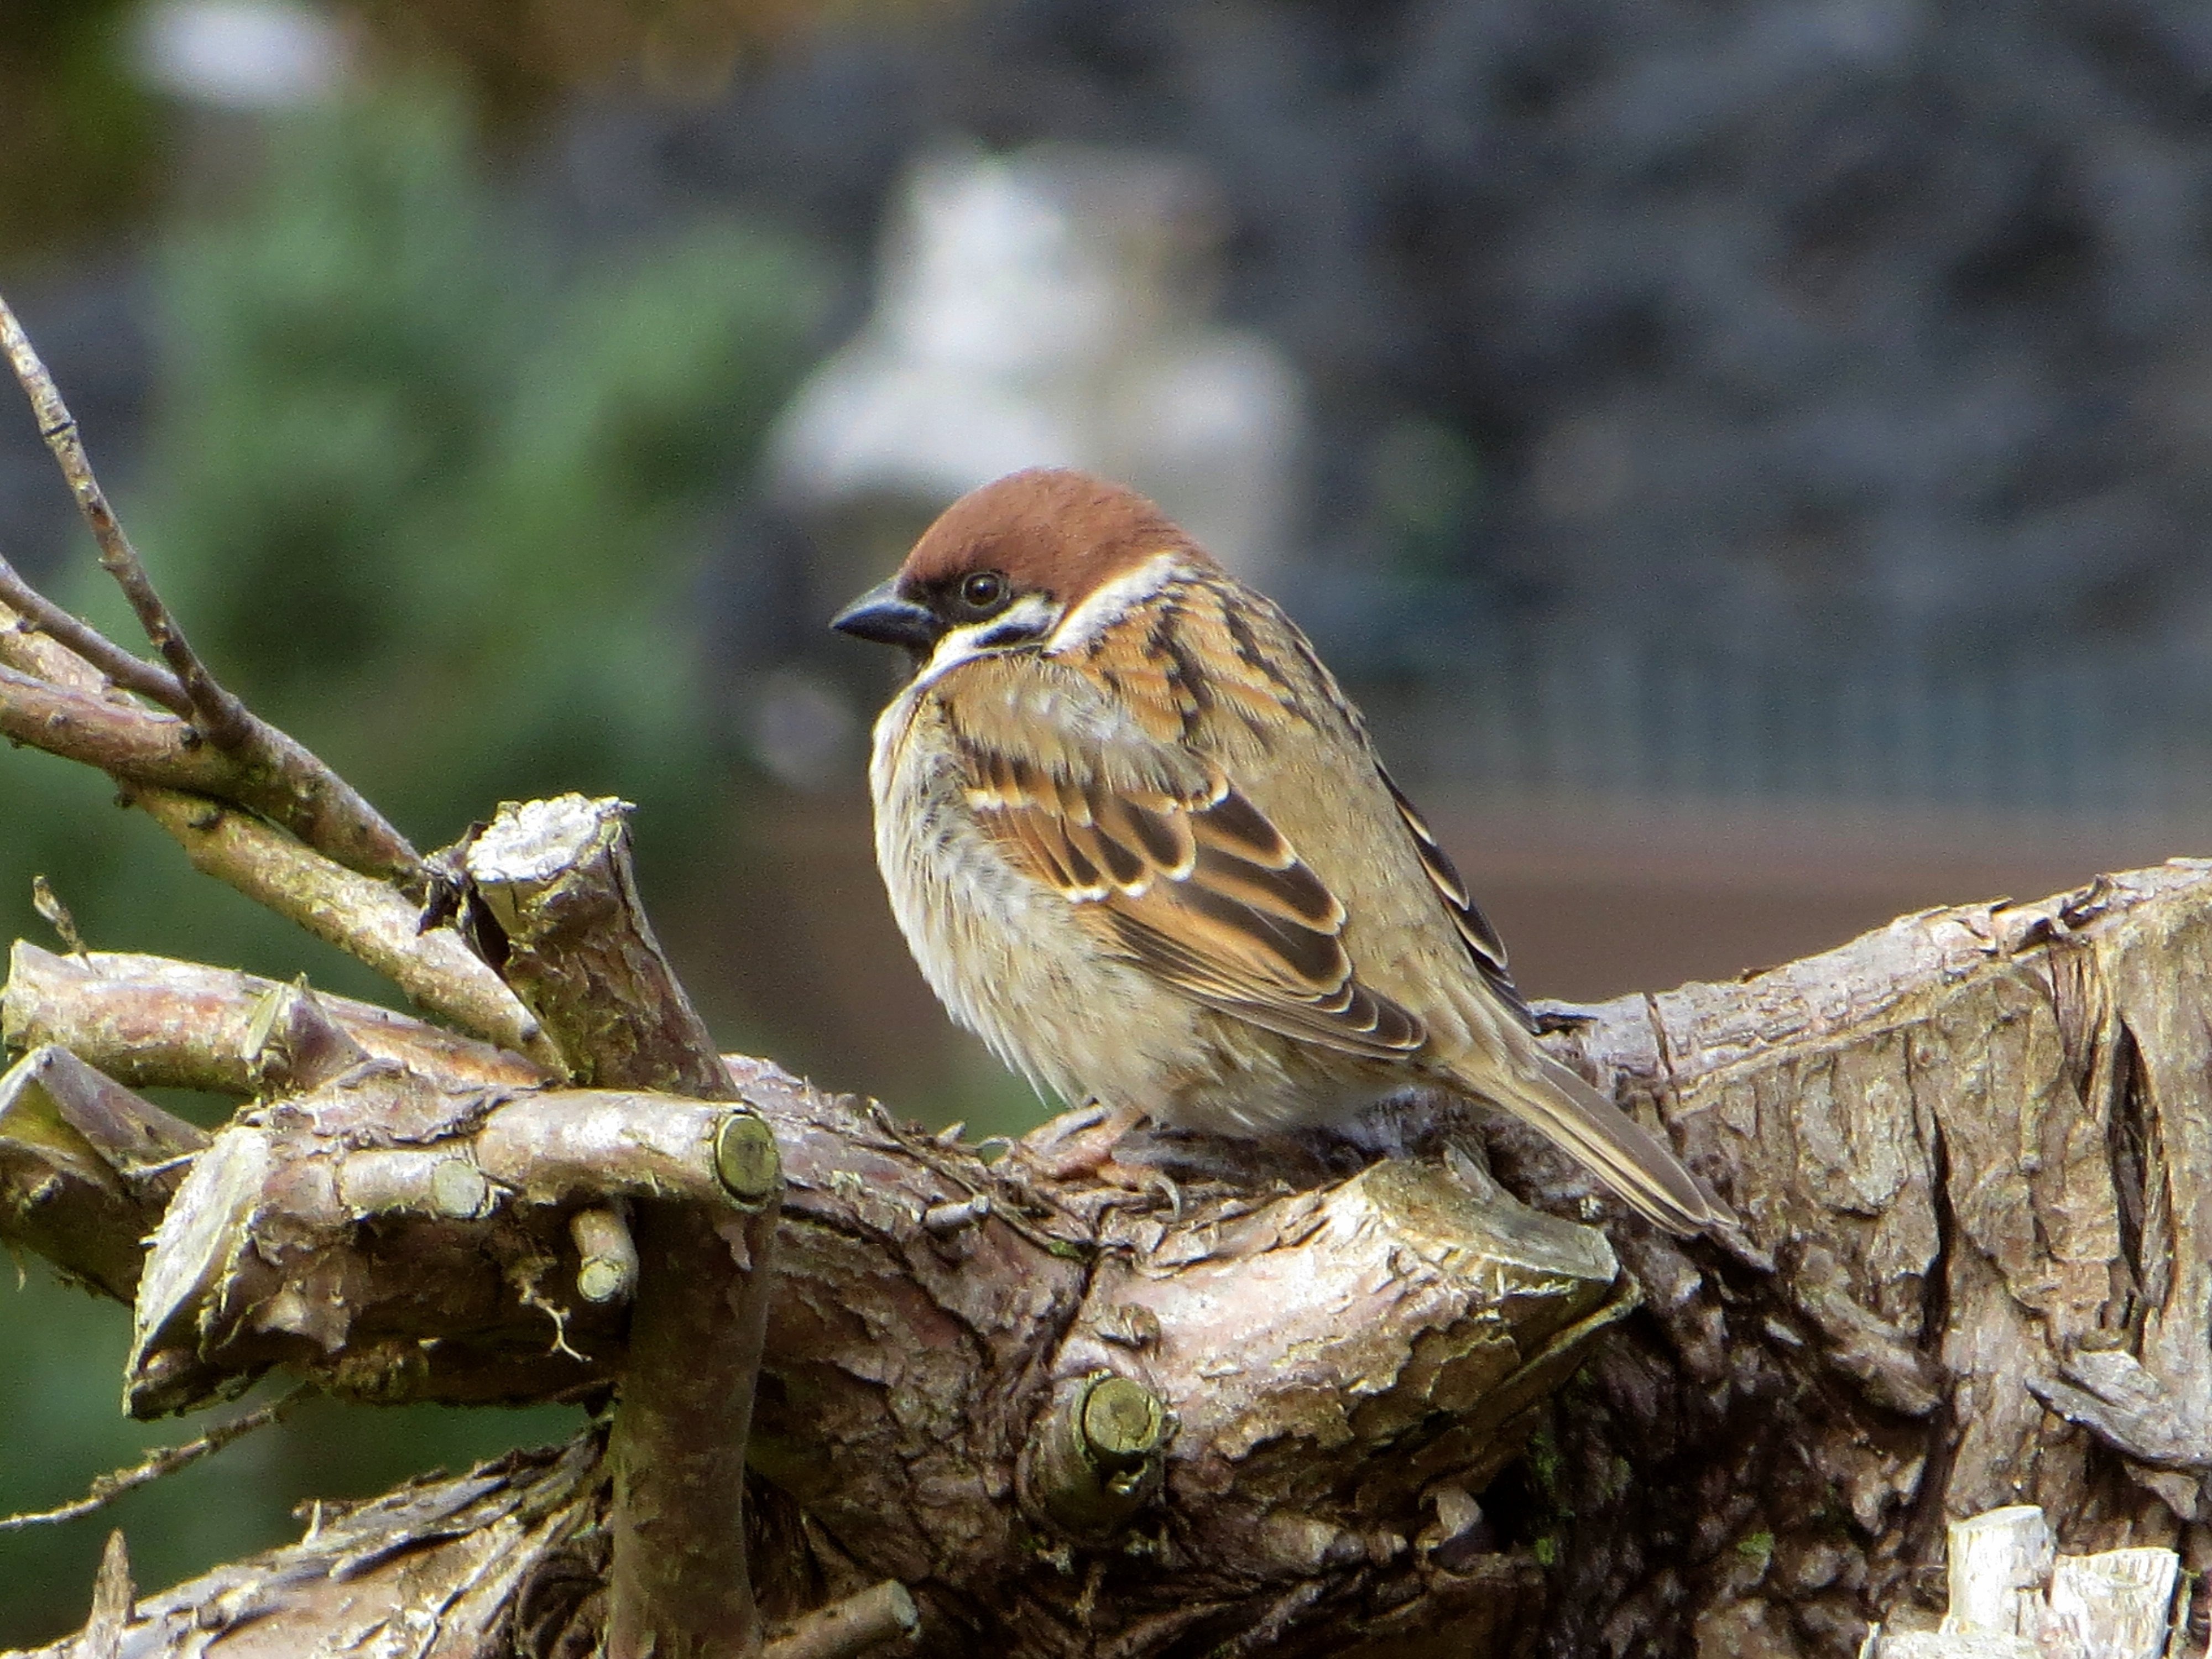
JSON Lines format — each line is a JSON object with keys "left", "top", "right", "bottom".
{"left": 831, "top": 468, "right": 1212, "bottom": 656}
{"left": 901, "top": 468, "right": 1208, "bottom": 601}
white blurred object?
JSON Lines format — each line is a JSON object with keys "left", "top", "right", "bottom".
{"left": 769, "top": 142, "right": 1306, "bottom": 585}
{"left": 748, "top": 667, "right": 860, "bottom": 791}
{"left": 133, "top": 0, "right": 350, "bottom": 109}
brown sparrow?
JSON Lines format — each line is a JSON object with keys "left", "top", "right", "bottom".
{"left": 832, "top": 468, "right": 1729, "bottom": 1234}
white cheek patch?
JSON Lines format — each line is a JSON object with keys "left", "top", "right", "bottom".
{"left": 917, "top": 592, "right": 1063, "bottom": 686}
{"left": 1045, "top": 552, "right": 1182, "bottom": 655}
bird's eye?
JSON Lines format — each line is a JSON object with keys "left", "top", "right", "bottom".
{"left": 960, "top": 571, "right": 1009, "bottom": 613}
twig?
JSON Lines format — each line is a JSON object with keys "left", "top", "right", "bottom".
{"left": 761, "top": 1581, "right": 919, "bottom": 1659}
{"left": 123, "top": 785, "right": 556, "bottom": 1070}
{"left": 0, "top": 295, "right": 246, "bottom": 747}
{"left": 0, "top": 1390, "right": 306, "bottom": 1533}
{"left": 865, "top": 1100, "right": 1092, "bottom": 1261}
{"left": 0, "top": 293, "right": 420, "bottom": 883}
{"left": 0, "top": 554, "right": 189, "bottom": 713}
{"left": 0, "top": 661, "right": 250, "bottom": 798}
{"left": 31, "top": 874, "right": 89, "bottom": 959}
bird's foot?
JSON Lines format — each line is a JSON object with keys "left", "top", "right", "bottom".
{"left": 1014, "top": 1099, "right": 1162, "bottom": 1193}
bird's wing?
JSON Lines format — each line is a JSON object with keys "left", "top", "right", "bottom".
{"left": 1375, "top": 766, "right": 1540, "bottom": 1032}
{"left": 937, "top": 656, "right": 1427, "bottom": 1060}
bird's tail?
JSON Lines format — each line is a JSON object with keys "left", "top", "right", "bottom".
{"left": 1459, "top": 1048, "right": 1734, "bottom": 1236}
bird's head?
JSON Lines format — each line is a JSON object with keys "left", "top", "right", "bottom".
{"left": 830, "top": 468, "right": 1210, "bottom": 674}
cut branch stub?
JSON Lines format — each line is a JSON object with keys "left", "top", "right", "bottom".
{"left": 442, "top": 793, "right": 781, "bottom": 1659}
{"left": 572, "top": 1204, "right": 640, "bottom": 1305}
{"left": 110, "top": 1070, "right": 773, "bottom": 1415}
{"left": 449, "top": 794, "right": 725, "bottom": 1097}
{"left": 1022, "top": 1373, "right": 1173, "bottom": 1540}
{"left": 716, "top": 1110, "right": 783, "bottom": 1206}
{"left": 761, "top": 1580, "right": 921, "bottom": 1659}
{"left": 0, "top": 1044, "right": 207, "bottom": 1302}
{"left": 242, "top": 977, "right": 372, "bottom": 1094}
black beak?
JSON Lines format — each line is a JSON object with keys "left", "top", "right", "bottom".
{"left": 831, "top": 580, "right": 943, "bottom": 652}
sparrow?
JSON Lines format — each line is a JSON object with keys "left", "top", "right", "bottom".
{"left": 831, "top": 467, "right": 1729, "bottom": 1234}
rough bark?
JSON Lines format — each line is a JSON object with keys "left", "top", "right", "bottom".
{"left": 439, "top": 795, "right": 786, "bottom": 1659}
{"left": 9, "top": 862, "right": 2212, "bottom": 1656}
{"left": 6, "top": 283, "right": 2208, "bottom": 1658}
{"left": 1495, "top": 860, "right": 2212, "bottom": 1657}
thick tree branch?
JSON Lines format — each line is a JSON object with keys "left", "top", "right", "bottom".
{"left": 446, "top": 795, "right": 785, "bottom": 1658}
{"left": 2, "top": 944, "right": 549, "bottom": 1095}
{"left": 0, "top": 941, "right": 1625, "bottom": 1654}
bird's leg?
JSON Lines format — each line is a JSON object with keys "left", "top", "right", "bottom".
{"left": 1014, "top": 1097, "right": 1157, "bottom": 1187}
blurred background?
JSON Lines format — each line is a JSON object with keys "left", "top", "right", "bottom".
{"left": 7, "top": 0, "right": 2212, "bottom": 1639}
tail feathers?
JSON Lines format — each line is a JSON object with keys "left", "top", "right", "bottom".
{"left": 1474, "top": 1051, "right": 1734, "bottom": 1237}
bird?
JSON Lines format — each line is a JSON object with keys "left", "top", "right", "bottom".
{"left": 831, "top": 467, "right": 1730, "bottom": 1234}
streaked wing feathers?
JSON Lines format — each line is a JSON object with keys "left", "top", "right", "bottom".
{"left": 959, "top": 737, "right": 1426, "bottom": 1060}
{"left": 1378, "top": 768, "right": 1539, "bottom": 1033}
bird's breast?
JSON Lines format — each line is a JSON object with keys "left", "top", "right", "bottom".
{"left": 869, "top": 683, "right": 1158, "bottom": 1105}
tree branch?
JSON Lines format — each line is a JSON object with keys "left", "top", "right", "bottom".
{"left": 0, "top": 298, "right": 418, "bottom": 883}
{"left": 2, "top": 943, "right": 548, "bottom": 1095}
{"left": 761, "top": 1581, "right": 920, "bottom": 1659}
{"left": 119, "top": 784, "right": 557, "bottom": 1068}
{"left": 1, "top": 938, "right": 1627, "bottom": 1653}
{"left": 0, "top": 555, "right": 190, "bottom": 714}
{"left": 446, "top": 795, "right": 785, "bottom": 1658}
{"left": 0, "top": 1392, "right": 305, "bottom": 1535}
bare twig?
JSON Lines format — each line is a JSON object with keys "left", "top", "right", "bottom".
{"left": 0, "top": 294, "right": 420, "bottom": 883}
{"left": 0, "top": 554, "right": 190, "bottom": 713}
{"left": 31, "top": 874, "right": 88, "bottom": 958}
{"left": 0, "top": 1390, "right": 305, "bottom": 1533}
{"left": 0, "top": 660, "right": 251, "bottom": 797}
{"left": 122, "top": 785, "right": 557, "bottom": 1070}
{"left": 0, "top": 295, "right": 247, "bottom": 746}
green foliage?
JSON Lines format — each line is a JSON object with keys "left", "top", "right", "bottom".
{"left": 6, "top": 82, "right": 825, "bottom": 989}
{"left": 133, "top": 83, "right": 822, "bottom": 841}
{"left": 0, "top": 84, "right": 825, "bottom": 1644}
